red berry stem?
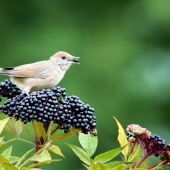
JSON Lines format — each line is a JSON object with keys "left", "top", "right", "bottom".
{"left": 34, "top": 133, "right": 40, "bottom": 169}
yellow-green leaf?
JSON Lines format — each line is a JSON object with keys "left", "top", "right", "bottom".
{"left": 128, "top": 144, "right": 140, "bottom": 162}
{"left": 153, "top": 160, "right": 166, "bottom": 170}
{"left": 30, "top": 150, "right": 51, "bottom": 162}
{"left": 0, "top": 118, "right": 9, "bottom": 134}
{"left": 32, "top": 120, "right": 47, "bottom": 140}
{"left": 91, "top": 159, "right": 98, "bottom": 170}
{"left": 66, "top": 143, "right": 89, "bottom": 165}
{"left": 94, "top": 147, "right": 124, "bottom": 163}
{"left": 21, "top": 168, "right": 30, "bottom": 170}
{"left": 114, "top": 165, "right": 126, "bottom": 170}
{"left": 52, "top": 128, "right": 80, "bottom": 142}
{"left": 82, "top": 163, "right": 89, "bottom": 170}
{"left": 7, "top": 118, "right": 22, "bottom": 137}
{"left": 114, "top": 117, "right": 128, "bottom": 161}
{"left": 47, "top": 121, "right": 53, "bottom": 141}
{"left": 97, "top": 163, "right": 110, "bottom": 170}
{"left": 0, "top": 137, "right": 4, "bottom": 143}
{"left": 1, "top": 146, "right": 12, "bottom": 160}
{"left": 106, "top": 161, "right": 135, "bottom": 168}
{"left": 0, "top": 140, "right": 6, "bottom": 150}
{"left": 0, "top": 154, "right": 9, "bottom": 163}
{"left": 9, "top": 156, "right": 20, "bottom": 163}
{"left": 23, "top": 123, "right": 34, "bottom": 142}
{"left": 78, "top": 130, "right": 98, "bottom": 157}
{"left": 27, "top": 160, "right": 60, "bottom": 169}
{"left": 0, "top": 163, "right": 18, "bottom": 170}
{"left": 48, "top": 145, "right": 64, "bottom": 157}
{"left": 4, "top": 125, "right": 16, "bottom": 137}
{"left": 50, "top": 125, "right": 60, "bottom": 136}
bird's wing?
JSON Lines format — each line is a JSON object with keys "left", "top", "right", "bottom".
{"left": 0, "top": 61, "right": 54, "bottom": 78}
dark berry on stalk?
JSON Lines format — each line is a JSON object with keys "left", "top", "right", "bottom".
{"left": 167, "top": 144, "right": 170, "bottom": 148}
{"left": 73, "top": 58, "right": 79, "bottom": 63}
{"left": 93, "top": 133, "right": 97, "bottom": 136}
{"left": 155, "top": 154, "right": 159, "bottom": 157}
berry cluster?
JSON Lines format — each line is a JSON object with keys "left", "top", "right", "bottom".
{"left": 126, "top": 124, "right": 170, "bottom": 167}
{"left": 0, "top": 79, "right": 21, "bottom": 101}
{"left": 0, "top": 79, "right": 97, "bottom": 135}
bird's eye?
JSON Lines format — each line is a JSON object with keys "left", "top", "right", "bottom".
{"left": 61, "top": 56, "right": 66, "bottom": 59}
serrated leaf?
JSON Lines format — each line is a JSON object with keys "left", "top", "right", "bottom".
{"left": 94, "top": 147, "right": 124, "bottom": 163}
{"left": 47, "top": 121, "right": 53, "bottom": 141}
{"left": 7, "top": 117, "right": 22, "bottom": 137}
{"left": 29, "top": 144, "right": 51, "bottom": 160}
{"left": 9, "top": 156, "right": 20, "bottom": 163}
{"left": 0, "top": 163, "right": 18, "bottom": 170}
{"left": 30, "top": 150, "right": 51, "bottom": 162}
{"left": 66, "top": 143, "right": 89, "bottom": 165}
{"left": 114, "top": 165, "right": 126, "bottom": 170}
{"left": 106, "top": 161, "right": 135, "bottom": 168}
{"left": 4, "top": 125, "right": 16, "bottom": 137}
{"left": 78, "top": 130, "right": 98, "bottom": 157}
{"left": 52, "top": 128, "right": 80, "bottom": 142}
{"left": 128, "top": 144, "right": 140, "bottom": 162}
{"left": 48, "top": 145, "right": 64, "bottom": 157}
{"left": 0, "top": 118, "right": 9, "bottom": 134}
{"left": 23, "top": 123, "right": 34, "bottom": 142}
{"left": 27, "top": 160, "right": 60, "bottom": 169}
{"left": 32, "top": 120, "right": 47, "bottom": 141}
{"left": 97, "top": 163, "right": 110, "bottom": 170}
{"left": 92, "top": 159, "right": 98, "bottom": 170}
{"left": 114, "top": 117, "right": 128, "bottom": 161}
{"left": 1, "top": 146, "right": 12, "bottom": 160}
{"left": 15, "top": 148, "right": 34, "bottom": 168}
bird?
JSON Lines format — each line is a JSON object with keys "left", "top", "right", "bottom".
{"left": 0, "top": 51, "right": 80, "bottom": 94}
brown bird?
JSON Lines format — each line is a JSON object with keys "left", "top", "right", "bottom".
{"left": 0, "top": 51, "right": 79, "bottom": 94}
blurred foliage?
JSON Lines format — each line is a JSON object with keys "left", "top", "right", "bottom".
{"left": 0, "top": 0, "right": 170, "bottom": 169}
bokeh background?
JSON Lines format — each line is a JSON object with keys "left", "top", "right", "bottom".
{"left": 0, "top": 1, "right": 170, "bottom": 169}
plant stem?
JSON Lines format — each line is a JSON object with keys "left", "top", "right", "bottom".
{"left": 34, "top": 133, "right": 40, "bottom": 169}
{"left": 4, "top": 138, "right": 35, "bottom": 146}
{"left": 148, "top": 163, "right": 159, "bottom": 169}
{"left": 134, "top": 152, "right": 151, "bottom": 168}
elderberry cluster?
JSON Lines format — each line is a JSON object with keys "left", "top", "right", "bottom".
{"left": 0, "top": 79, "right": 21, "bottom": 101}
{"left": 0, "top": 79, "right": 97, "bottom": 135}
{"left": 127, "top": 131, "right": 170, "bottom": 164}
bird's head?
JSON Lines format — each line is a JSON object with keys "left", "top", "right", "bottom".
{"left": 49, "top": 51, "right": 80, "bottom": 71}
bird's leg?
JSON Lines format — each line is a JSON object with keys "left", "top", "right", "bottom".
{"left": 23, "top": 87, "right": 31, "bottom": 96}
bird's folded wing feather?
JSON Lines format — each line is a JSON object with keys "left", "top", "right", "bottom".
{"left": 0, "top": 61, "right": 54, "bottom": 78}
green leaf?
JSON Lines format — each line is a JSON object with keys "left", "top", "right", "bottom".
{"left": 52, "top": 128, "right": 80, "bottom": 142}
{"left": 128, "top": 144, "right": 140, "bottom": 162}
{"left": 21, "top": 168, "right": 30, "bottom": 170}
{"left": 0, "top": 137, "right": 4, "bottom": 143}
{"left": 94, "top": 147, "right": 124, "bottom": 163}
{"left": 32, "top": 120, "right": 47, "bottom": 141}
{"left": 22, "top": 123, "right": 34, "bottom": 142}
{"left": 0, "top": 154, "right": 9, "bottom": 163}
{"left": 15, "top": 148, "right": 34, "bottom": 168}
{"left": 114, "top": 117, "right": 128, "bottom": 161}
{"left": 7, "top": 117, "right": 22, "bottom": 137}
{"left": 91, "top": 159, "right": 98, "bottom": 170}
{"left": 4, "top": 125, "right": 16, "bottom": 137}
{"left": 0, "top": 141, "right": 6, "bottom": 150}
{"left": 153, "top": 160, "right": 166, "bottom": 170}
{"left": 106, "top": 161, "right": 135, "bottom": 168}
{"left": 9, "top": 156, "right": 20, "bottom": 163}
{"left": 114, "top": 165, "right": 125, "bottom": 170}
{"left": 0, "top": 118, "right": 9, "bottom": 134}
{"left": 47, "top": 121, "right": 53, "bottom": 141}
{"left": 65, "top": 143, "right": 89, "bottom": 165}
{"left": 30, "top": 169, "right": 42, "bottom": 170}
{"left": 48, "top": 145, "right": 64, "bottom": 157}
{"left": 27, "top": 160, "right": 60, "bottom": 169}
{"left": 1, "top": 146, "right": 12, "bottom": 160}
{"left": 0, "top": 163, "right": 18, "bottom": 170}
{"left": 78, "top": 130, "right": 98, "bottom": 157}
{"left": 30, "top": 150, "right": 51, "bottom": 162}
{"left": 97, "top": 163, "right": 110, "bottom": 170}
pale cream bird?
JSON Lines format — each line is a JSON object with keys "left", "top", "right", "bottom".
{"left": 0, "top": 51, "right": 79, "bottom": 94}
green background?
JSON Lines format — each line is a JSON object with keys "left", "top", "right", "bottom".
{"left": 0, "top": 1, "right": 170, "bottom": 169}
